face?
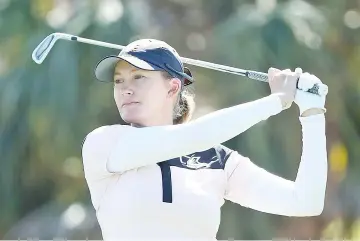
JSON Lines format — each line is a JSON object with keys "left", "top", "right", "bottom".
{"left": 113, "top": 60, "right": 181, "bottom": 126}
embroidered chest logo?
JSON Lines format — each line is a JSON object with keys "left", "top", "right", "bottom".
{"left": 179, "top": 154, "right": 219, "bottom": 169}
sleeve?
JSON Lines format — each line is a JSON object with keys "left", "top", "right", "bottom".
{"left": 224, "top": 114, "right": 327, "bottom": 217}
{"left": 106, "top": 94, "right": 283, "bottom": 173}
{"left": 81, "top": 125, "right": 121, "bottom": 181}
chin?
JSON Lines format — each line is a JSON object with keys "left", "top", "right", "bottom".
{"left": 120, "top": 111, "right": 145, "bottom": 125}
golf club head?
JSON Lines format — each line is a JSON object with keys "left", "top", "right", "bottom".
{"left": 32, "top": 33, "right": 63, "bottom": 64}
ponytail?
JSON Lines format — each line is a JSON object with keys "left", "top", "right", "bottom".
{"left": 173, "top": 90, "right": 195, "bottom": 124}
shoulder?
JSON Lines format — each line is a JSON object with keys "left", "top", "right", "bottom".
{"left": 84, "top": 125, "right": 118, "bottom": 140}
{"left": 213, "top": 144, "right": 234, "bottom": 160}
{"left": 81, "top": 125, "right": 125, "bottom": 182}
{"left": 81, "top": 124, "right": 124, "bottom": 155}
{"left": 200, "top": 144, "right": 236, "bottom": 169}
{"left": 212, "top": 145, "right": 250, "bottom": 170}
{"left": 219, "top": 147, "right": 251, "bottom": 179}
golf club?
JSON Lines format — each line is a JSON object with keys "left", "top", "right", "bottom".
{"left": 32, "top": 32, "right": 328, "bottom": 96}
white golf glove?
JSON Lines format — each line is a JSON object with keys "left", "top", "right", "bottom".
{"left": 294, "top": 68, "right": 327, "bottom": 116}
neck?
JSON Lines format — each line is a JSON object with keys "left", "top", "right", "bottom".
{"left": 131, "top": 114, "right": 174, "bottom": 128}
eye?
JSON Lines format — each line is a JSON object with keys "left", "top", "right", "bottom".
{"left": 134, "top": 74, "right": 146, "bottom": 80}
{"left": 114, "top": 78, "right": 124, "bottom": 84}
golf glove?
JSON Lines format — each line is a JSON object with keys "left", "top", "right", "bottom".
{"left": 294, "top": 69, "right": 327, "bottom": 116}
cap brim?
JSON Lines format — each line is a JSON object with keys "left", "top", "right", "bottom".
{"left": 94, "top": 54, "right": 161, "bottom": 82}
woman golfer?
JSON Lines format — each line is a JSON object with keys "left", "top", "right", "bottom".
{"left": 82, "top": 39, "right": 327, "bottom": 240}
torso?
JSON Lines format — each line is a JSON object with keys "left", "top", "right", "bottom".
{"left": 87, "top": 145, "right": 233, "bottom": 240}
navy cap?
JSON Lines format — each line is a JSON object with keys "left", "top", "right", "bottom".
{"left": 94, "top": 39, "right": 194, "bottom": 86}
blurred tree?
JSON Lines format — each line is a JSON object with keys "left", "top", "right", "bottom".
{"left": 1, "top": 0, "right": 360, "bottom": 239}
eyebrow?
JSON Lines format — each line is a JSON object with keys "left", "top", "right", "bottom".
{"left": 114, "top": 69, "right": 142, "bottom": 76}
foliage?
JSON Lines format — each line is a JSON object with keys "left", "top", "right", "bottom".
{"left": 1, "top": 0, "right": 359, "bottom": 239}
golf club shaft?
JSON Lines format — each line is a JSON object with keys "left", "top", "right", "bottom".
{"left": 72, "top": 36, "right": 127, "bottom": 50}
{"left": 71, "top": 36, "right": 252, "bottom": 79}
{"left": 32, "top": 33, "right": 328, "bottom": 96}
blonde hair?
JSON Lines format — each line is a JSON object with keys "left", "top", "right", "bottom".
{"left": 161, "top": 72, "right": 195, "bottom": 125}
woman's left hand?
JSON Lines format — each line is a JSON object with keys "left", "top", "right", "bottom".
{"left": 294, "top": 68, "right": 327, "bottom": 117}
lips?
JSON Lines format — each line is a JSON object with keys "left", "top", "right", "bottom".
{"left": 122, "top": 102, "right": 139, "bottom": 107}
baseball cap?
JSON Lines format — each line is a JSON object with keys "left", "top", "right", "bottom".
{"left": 94, "top": 39, "right": 194, "bottom": 86}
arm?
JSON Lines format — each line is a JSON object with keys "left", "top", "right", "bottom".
{"left": 224, "top": 114, "right": 327, "bottom": 217}
{"left": 83, "top": 94, "right": 283, "bottom": 174}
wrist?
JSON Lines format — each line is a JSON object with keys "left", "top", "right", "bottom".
{"left": 275, "top": 93, "right": 292, "bottom": 109}
{"left": 268, "top": 93, "right": 285, "bottom": 113}
{"left": 301, "top": 108, "right": 325, "bottom": 117}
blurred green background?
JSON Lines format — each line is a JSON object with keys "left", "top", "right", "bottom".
{"left": 1, "top": 0, "right": 360, "bottom": 239}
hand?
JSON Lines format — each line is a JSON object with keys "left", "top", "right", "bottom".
{"left": 294, "top": 68, "right": 327, "bottom": 117}
{"left": 268, "top": 67, "right": 300, "bottom": 109}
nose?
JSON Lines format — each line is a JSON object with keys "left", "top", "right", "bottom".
{"left": 118, "top": 83, "right": 134, "bottom": 96}
{"left": 122, "top": 88, "right": 133, "bottom": 96}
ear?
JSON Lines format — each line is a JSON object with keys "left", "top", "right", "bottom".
{"left": 167, "top": 78, "right": 182, "bottom": 97}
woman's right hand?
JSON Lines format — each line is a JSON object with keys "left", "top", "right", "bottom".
{"left": 268, "top": 67, "right": 301, "bottom": 109}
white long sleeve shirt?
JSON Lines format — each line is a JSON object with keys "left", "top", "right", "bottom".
{"left": 81, "top": 94, "right": 327, "bottom": 241}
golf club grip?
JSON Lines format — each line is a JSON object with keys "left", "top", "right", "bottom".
{"left": 246, "top": 70, "right": 328, "bottom": 96}
{"left": 246, "top": 70, "right": 269, "bottom": 83}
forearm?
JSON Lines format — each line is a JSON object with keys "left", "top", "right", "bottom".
{"left": 107, "top": 94, "right": 283, "bottom": 172}
{"left": 224, "top": 114, "right": 327, "bottom": 217}
{"left": 293, "top": 113, "right": 327, "bottom": 213}
{"left": 224, "top": 70, "right": 328, "bottom": 216}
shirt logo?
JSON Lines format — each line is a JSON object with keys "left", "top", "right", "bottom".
{"left": 179, "top": 154, "right": 219, "bottom": 169}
